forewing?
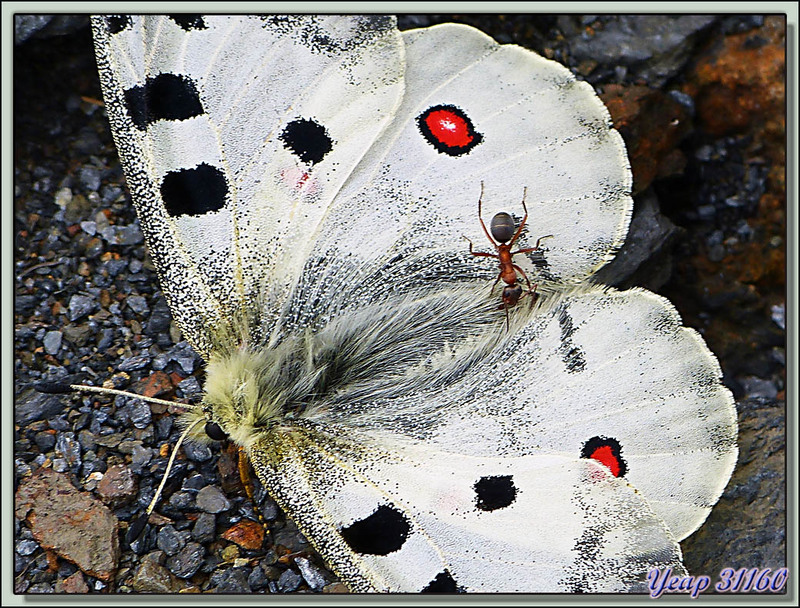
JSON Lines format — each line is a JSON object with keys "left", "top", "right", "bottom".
{"left": 92, "top": 15, "right": 404, "bottom": 356}
{"left": 282, "top": 23, "right": 633, "bottom": 330}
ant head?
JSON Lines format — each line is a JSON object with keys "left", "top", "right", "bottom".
{"left": 490, "top": 212, "right": 516, "bottom": 243}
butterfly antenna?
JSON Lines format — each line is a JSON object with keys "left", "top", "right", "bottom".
{"left": 128, "top": 416, "right": 205, "bottom": 543}
{"left": 34, "top": 381, "right": 200, "bottom": 412}
{"left": 34, "top": 381, "right": 204, "bottom": 542}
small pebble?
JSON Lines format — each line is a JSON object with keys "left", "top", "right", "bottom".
{"left": 192, "top": 513, "right": 216, "bottom": 544}
{"left": 166, "top": 542, "right": 205, "bottom": 579}
{"left": 183, "top": 441, "right": 212, "bottom": 463}
{"left": 118, "top": 354, "right": 151, "bottom": 372}
{"left": 196, "top": 485, "right": 231, "bottom": 514}
{"left": 43, "top": 330, "right": 62, "bottom": 355}
{"left": 211, "top": 567, "right": 251, "bottom": 593}
{"left": 129, "top": 399, "right": 152, "bottom": 429}
{"left": 277, "top": 568, "right": 303, "bottom": 593}
{"left": 157, "top": 525, "right": 188, "bottom": 556}
{"left": 67, "top": 294, "right": 96, "bottom": 322}
{"left": 295, "top": 556, "right": 327, "bottom": 591}
{"left": 771, "top": 304, "right": 785, "bottom": 330}
{"left": 16, "top": 539, "right": 40, "bottom": 556}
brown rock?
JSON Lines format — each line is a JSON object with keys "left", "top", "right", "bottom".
{"left": 323, "top": 582, "right": 350, "bottom": 593}
{"left": 60, "top": 571, "right": 89, "bottom": 594}
{"left": 15, "top": 467, "right": 120, "bottom": 581}
{"left": 132, "top": 371, "right": 174, "bottom": 413}
{"left": 96, "top": 464, "right": 138, "bottom": 508}
{"left": 131, "top": 550, "right": 186, "bottom": 593}
{"left": 221, "top": 520, "right": 265, "bottom": 552}
{"left": 685, "top": 16, "right": 785, "bottom": 142}
{"left": 600, "top": 84, "right": 691, "bottom": 194}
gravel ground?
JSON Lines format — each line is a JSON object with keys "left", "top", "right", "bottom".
{"left": 12, "top": 13, "right": 788, "bottom": 596}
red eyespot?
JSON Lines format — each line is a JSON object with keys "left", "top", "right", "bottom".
{"left": 581, "top": 436, "right": 626, "bottom": 477}
{"left": 417, "top": 104, "right": 482, "bottom": 156}
{"left": 589, "top": 445, "right": 621, "bottom": 477}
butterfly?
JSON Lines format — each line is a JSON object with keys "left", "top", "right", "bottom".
{"left": 90, "top": 14, "right": 737, "bottom": 592}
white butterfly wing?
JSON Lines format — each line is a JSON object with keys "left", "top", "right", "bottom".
{"left": 281, "top": 23, "right": 633, "bottom": 330}
{"left": 92, "top": 15, "right": 736, "bottom": 594}
{"left": 312, "top": 286, "right": 738, "bottom": 543}
{"left": 252, "top": 422, "right": 686, "bottom": 593}
{"left": 241, "top": 284, "right": 735, "bottom": 592}
{"left": 92, "top": 15, "right": 404, "bottom": 356}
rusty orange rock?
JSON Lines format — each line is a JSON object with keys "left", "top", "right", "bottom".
{"left": 685, "top": 16, "right": 785, "bottom": 141}
{"left": 15, "top": 467, "right": 120, "bottom": 581}
{"left": 600, "top": 84, "right": 691, "bottom": 194}
{"left": 221, "top": 520, "right": 265, "bottom": 552}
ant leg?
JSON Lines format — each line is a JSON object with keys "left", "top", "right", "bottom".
{"left": 512, "top": 263, "right": 533, "bottom": 294}
{"left": 512, "top": 264, "right": 540, "bottom": 309}
{"left": 490, "top": 272, "right": 502, "bottom": 295}
{"left": 512, "top": 236, "right": 554, "bottom": 260}
{"left": 476, "top": 182, "right": 497, "bottom": 247}
{"left": 512, "top": 234, "right": 547, "bottom": 253}
{"left": 515, "top": 281, "right": 540, "bottom": 309}
{"left": 527, "top": 283, "right": 540, "bottom": 309}
{"left": 463, "top": 236, "right": 499, "bottom": 259}
{"left": 511, "top": 235, "right": 553, "bottom": 256}
{"left": 507, "top": 187, "right": 529, "bottom": 248}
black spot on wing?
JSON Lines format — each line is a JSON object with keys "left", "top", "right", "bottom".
{"left": 160, "top": 163, "right": 227, "bottom": 217}
{"left": 168, "top": 15, "right": 207, "bottom": 30}
{"left": 558, "top": 306, "right": 586, "bottom": 373}
{"left": 280, "top": 118, "right": 334, "bottom": 165}
{"left": 105, "top": 15, "right": 132, "bottom": 34}
{"left": 421, "top": 570, "right": 464, "bottom": 593}
{"left": 339, "top": 504, "right": 409, "bottom": 556}
{"left": 124, "top": 73, "right": 204, "bottom": 131}
{"left": 474, "top": 475, "right": 517, "bottom": 511}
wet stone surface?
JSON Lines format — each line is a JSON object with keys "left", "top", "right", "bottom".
{"left": 14, "top": 14, "right": 786, "bottom": 595}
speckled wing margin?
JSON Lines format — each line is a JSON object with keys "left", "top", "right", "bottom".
{"left": 91, "top": 15, "right": 404, "bottom": 357}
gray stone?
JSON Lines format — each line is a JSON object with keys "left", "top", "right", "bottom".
{"left": 165, "top": 542, "right": 205, "bottom": 579}
{"left": 42, "top": 330, "right": 62, "bottom": 355}
{"left": 277, "top": 568, "right": 303, "bottom": 593}
{"left": 295, "top": 556, "right": 327, "bottom": 591}
{"left": 196, "top": 485, "right": 231, "bottom": 514}
{"left": 191, "top": 512, "right": 216, "bottom": 544}
{"left": 67, "top": 295, "right": 96, "bottom": 322}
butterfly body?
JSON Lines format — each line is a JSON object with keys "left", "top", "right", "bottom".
{"left": 90, "top": 15, "right": 737, "bottom": 593}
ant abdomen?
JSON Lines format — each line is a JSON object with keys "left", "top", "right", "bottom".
{"left": 490, "top": 212, "right": 516, "bottom": 244}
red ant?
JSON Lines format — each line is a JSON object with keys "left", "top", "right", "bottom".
{"left": 464, "top": 183, "right": 550, "bottom": 329}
